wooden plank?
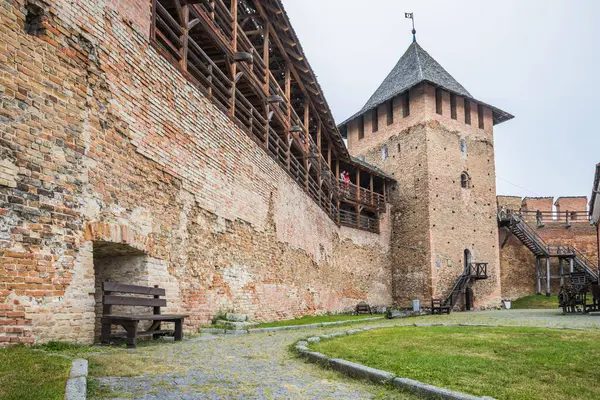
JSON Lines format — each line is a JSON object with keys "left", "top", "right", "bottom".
{"left": 103, "top": 295, "right": 167, "bottom": 307}
{"left": 103, "top": 282, "right": 165, "bottom": 296}
{"left": 102, "top": 314, "right": 188, "bottom": 321}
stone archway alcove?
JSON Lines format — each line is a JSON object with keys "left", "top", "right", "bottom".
{"left": 92, "top": 241, "right": 150, "bottom": 341}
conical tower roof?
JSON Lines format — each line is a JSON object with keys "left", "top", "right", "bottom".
{"left": 340, "top": 41, "right": 512, "bottom": 129}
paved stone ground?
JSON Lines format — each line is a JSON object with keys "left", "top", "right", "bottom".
{"left": 95, "top": 310, "right": 600, "bottom": 399}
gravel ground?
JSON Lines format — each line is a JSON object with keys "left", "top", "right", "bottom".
{"left": 95, "top": 309, "right": 600, "bottom": 399}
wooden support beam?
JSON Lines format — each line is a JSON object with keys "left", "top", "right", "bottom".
{"left": 370, "top": 174, "right": 374, "bottom": 206}
{"left": 336, "top": 157, "right": 340, "bottom": 225}
{"left": 356, "top": 168, "right": 361, "bottom": 202}
{"left": 559, "top": 259, "right": 564, "bottom": 286}
{"left": 230, "top": 0, "right": 238, "bottom": 117}
{"left": 536, "top": 257, "right": 541, "bottom": 295}
{"left": 263, "top": 23, "right": 270, "bottom": 92}
{"left": 180, "top": 4, "right": 190, "bottom": 71}
{"left": 317, "top": 123, "right": 322, "bottom": 203}
{"left": 546, "top": 257, "right": 551, "bottom": 297}
{"left": 304, "top": 101, "right": 309, "bottom": 152}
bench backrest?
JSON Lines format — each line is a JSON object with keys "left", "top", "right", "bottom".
{"left": 102, "top": 282, "right": 166, "bottom": 316}
{"left": 356, "top": 301, "right": 371, "bottom": 314}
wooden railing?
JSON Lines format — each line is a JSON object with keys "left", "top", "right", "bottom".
{"left": 339, "top": 181, "right": 386, "bottom": 210}
{"left": 339, "top": 209, "right": 379, "bottom": 233}
{"left": 502, "top": 209, "right": 590, "bottom": 225}
{"left": 468, "top": 263, "right": 488, "bottom": 279}
{"left": 151, "top": 0, "right": 388, "bottom": 233}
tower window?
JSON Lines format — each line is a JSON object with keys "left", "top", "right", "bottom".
{"left": 397, "top": 143, "right": 401, "bottom": 153}
{"left": 460, "top": 172, "right": 470, "bottom": 189}
{"left": 402, "top": 92, "right": 410, "bottom": 117}
{"left": 387, "top": 99, "right": 394, "bottom": 125}
{"left": 372, "top": 108, "right": 378, "bottom": 133}
{"left": 358, "top": 116, "right": 364, "bottom": 140}
{"left": 450, "top": 94, "right": 457, "bottom": 120}
{"left": 464, "top": 99, "right": 471, "bottom": 125}
{"left": 24, "top": 2, "right": 46, "bottom": 36}
{"left": 460, "top": 138, "right": 467, "bottom": 154}
{"left": 435, "top": 87, "right": 443, "bottom": 115}
{"left": 478, "top": 104, "right": 485, "bottom": 129}
{"left": 382, "top": 145, "right": 389, "bottom": 161}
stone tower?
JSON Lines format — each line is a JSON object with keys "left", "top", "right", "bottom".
{"left": 339, "top": 41, "right": 513, "bottom": 309}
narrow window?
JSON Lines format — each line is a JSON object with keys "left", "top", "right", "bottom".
{"left": 460, "top": 138, "right": 467, "bottom": 154}
{"left": 435, "top": 87, "right": 443, "bottom": 115}
{"left": 478, "top": 104, "right": 484, "bottom": 129}
{"left": 397, "top": 143, "right": 401, "bottom": 153}
{"left": 460, "top": 172, "right": 470, "bottom": 189}
{"left": 358, "top": 116, "right": 364, "bottom": 140}
{"left": 24, "top": 3, "right": 46, "bottom": 36}
{"left": 387, "top": 99, "right": 394, "bottom": 125}
{"left": 450, "top": 94, "right": 457, "bottom": 120}
{"left": 382, "top": 145, "right": 388, "bottom": 161}
{"left": 372, "top": 108, "right": 378, "bottom": 133}
{"left": 464, "top": 99, "right": 471, "bottom": 125}
{"left": 402, "top": 92, "right": 410, "bottom": 117}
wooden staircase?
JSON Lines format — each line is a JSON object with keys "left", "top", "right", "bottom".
{"left": 498, "top": 210, "right": 598, "bottom": 283}
{"left": 442, "top": 263, "right": 488, "bottom": 311}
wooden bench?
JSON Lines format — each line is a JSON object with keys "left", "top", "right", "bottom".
{"left": 355, "top": 301, "right": 372, "bottom": 315}
{"left": 100, "top": 282, "right": 188, "bottom": 349}
{"left": 431, "top": 298, "right": 450, "bottom": 315}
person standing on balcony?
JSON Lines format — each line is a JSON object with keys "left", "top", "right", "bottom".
{"left": 536, "top": 210, "right": 544, "bottom": 228}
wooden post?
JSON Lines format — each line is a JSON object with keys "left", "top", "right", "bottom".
{"left": 336, "top": 158, "right": 340, "bottom": 224}
{"left": 370, "top": 174, "right": 374, "bottom": 207}
{"left": 356, "top": 168, "right": 361, "bottom": 202}
{"left": 285, "top": 66, "right": 291, "bottom": 168}
{"left": 230, "top": 0, "right": 238, "bottom": 117}
{"left": 536, "top": 257, "right": 541, "bottom": 295}
{"left": 546, "top": 257, "right": 551, "bottom": 297}
{"left": 180, "top": 4, "right": 190, "bottom": 71}
{"left": 151, "top": 0, "right": 157, "bottom": 41}
{"left": 304, "top": 101, "right": 310, "bottom": 153}
{"left": 263, "top": 23, "right": 270, "bottom": 92}
{"left": 356, "top": 205, "right": 361, "bottom": 229}
{"left": 285, "top": 66, "right": 291, "bottom": 125}
{"left": 317, "top": 122, "right": 322, "bottom": 203}
{"left": 559, "top": 259, "right": 564, "bottom": 286}
{"left": 327, "top": 144, "right": 331, "bottom": 168}
{"left": 263, "top": 24, "right": 270, "bottom": 147}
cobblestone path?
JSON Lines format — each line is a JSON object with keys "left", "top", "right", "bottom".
{"left": 95, "top": 310, "right": 600, "bottom": 399}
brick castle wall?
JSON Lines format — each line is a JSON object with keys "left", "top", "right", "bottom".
{"left": 0, "top": 0, "right": 392, "bottom": 345}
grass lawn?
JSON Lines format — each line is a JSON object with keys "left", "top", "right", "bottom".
{"left": 0, "top": 345, "right": 71, "bottom": 400}
{"left": 310, "top": 326, "right": 600, "bottom": 400}
{"left": 255, "top": 313, "right": 382, "bottom": 328}
{"left": 511, "top": 294, "right": 559, "bottom": 309}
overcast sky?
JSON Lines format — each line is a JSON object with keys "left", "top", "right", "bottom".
{"left": 283, "top": 0, "right": 600, "bottom": 203}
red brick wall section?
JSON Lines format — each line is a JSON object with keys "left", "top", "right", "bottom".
{"left": 0, "top": 0, "right": 392, "bottom": 345}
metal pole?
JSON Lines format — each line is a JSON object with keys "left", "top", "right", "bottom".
{"left": 546, "top": 257, "right": 551, "bottom": 297}
{"left": 569, "top": 258, "right": 574, "bottom": 274}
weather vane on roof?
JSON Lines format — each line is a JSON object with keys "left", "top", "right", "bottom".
{"left": 405, "top": 13, "right": 416, "bottom": 43}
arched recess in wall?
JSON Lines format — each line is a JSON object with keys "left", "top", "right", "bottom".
{"left": 464, "top": 249, "right": 472, "bottom": 272}
{"left": 460, "top": 172, "right": 470, "bottom": 189}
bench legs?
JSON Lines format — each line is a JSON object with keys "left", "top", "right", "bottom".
{"left": 174, "top": 319, "right": 183, "bottom": 341}
{"left": 100, "top": 321, "right": 112, "bottom": 344}
{"left": 124, "top": 322, "right": 138, "bottom": 349}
